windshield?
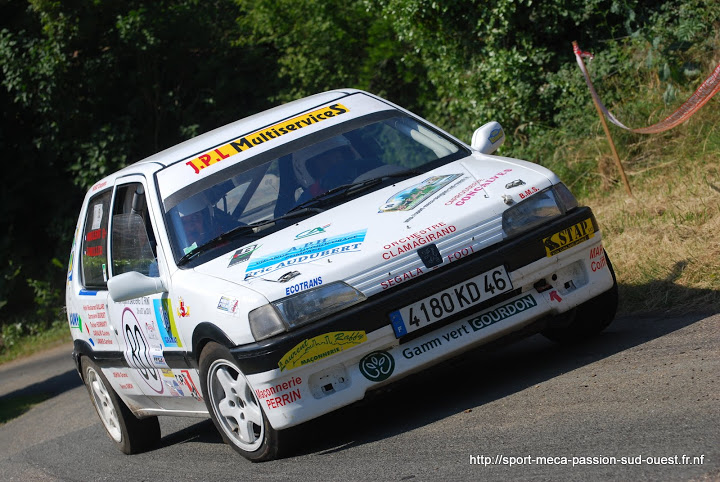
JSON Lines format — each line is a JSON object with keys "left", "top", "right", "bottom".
{"left": 164, "top": 114, "right": 465, "bottom": 263}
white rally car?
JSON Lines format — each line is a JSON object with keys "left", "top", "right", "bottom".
{"left": 66, "top": 89, "right": 617, "bottom": 461}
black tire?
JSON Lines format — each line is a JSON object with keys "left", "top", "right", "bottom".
{"left": 542, "top": 251, "right": 619, "bottom": 343}
{"left": 199, "top": 342, "right": 280, "bottom": 462}
{"left": 81, "top": 357, "right": 161, "bottom": 454}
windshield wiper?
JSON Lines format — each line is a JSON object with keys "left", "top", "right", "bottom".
{"left": 287, "top": 169, "right": 422, "bottom": 214}
{"left": 178, "top": 169, "right": 420, "bottom": 266}
{"left": 177, "top": 207, "right": 322, "bottom": 266}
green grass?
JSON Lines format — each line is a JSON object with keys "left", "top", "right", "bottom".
{"left": 558, "top": 96, "right": 720, "bottom": 314}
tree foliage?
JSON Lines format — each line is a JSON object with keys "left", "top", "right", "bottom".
{"left": 0, "top": 0, "right": 717, "bottom": 322}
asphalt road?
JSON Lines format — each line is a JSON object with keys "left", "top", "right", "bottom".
{"left": 1, "top": 312, "right": 718, "bottom": 481}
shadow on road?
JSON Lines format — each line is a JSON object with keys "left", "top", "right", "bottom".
{"left": 275, "top": 307, "right": 714, "bottom": 459}
{"left": 0, "top": 369, "right": 82, "bottom": 423}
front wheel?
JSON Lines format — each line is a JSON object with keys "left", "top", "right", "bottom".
{"left": 81, "top": 357, "right": 160, "bottom": 454}
{"left": 199, "top": 342, "right": 280, "bottom": 461}
{"left": 542, "top": 251, "right": 619, "bottom": 343}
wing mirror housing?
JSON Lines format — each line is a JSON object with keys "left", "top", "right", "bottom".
{"left": 471, "top": 121, "right": 505, "bottom": 154}
{"left": 108, "top": 271, "right": 167, "bottom": 302}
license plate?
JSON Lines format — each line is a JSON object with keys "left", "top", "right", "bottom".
{"left": 389, "top": 265, "right": 513, "bottom": 338}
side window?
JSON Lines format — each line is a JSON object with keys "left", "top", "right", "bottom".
{"left": 111, "top": 183, "right": 159, "bottom": 277}
{"left": 81, "top": 190, "right": 112, "bottom": 288}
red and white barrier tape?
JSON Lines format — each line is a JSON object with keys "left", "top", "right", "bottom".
{"left": 573, "top": 43, "right": 720, "bottom": 134}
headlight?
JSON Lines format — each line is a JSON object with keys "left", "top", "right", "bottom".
{"left": 248, "top": 282, "right": 366, "bottom": 341}
{"left": 502, "top": 184, "right": 578, "bottom": 238}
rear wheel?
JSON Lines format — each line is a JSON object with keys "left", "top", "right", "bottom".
{"left": 199, "top": 342, "right": 280, "bottom": 461}
{"left": 81, "top": 357, "right": 160, "bottom": 454}
{"left": 542, "top": 251, "right": 619, "bottom": 343}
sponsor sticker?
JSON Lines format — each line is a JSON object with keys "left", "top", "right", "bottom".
{"left": 255, "top": 376, "right": 303, "bottom": 410}
{"left": 467, "top": 294, "right": 537, "bottom": 332}
{"left": 153, "top": 299, "right": 183, "bottom": 347}
{"left": 228, "top": 244, "right": 261, "bottom": 268}
{"left": 379, "top": 174, "right": 462, "bottom": 212}
{"left": 278, "top": 331, "right": 367, "bottom": 371}
{"left": 543, "top": 218, "right": 595, "bottom": 257}
{"left": 217, "top": 296, "right": 239, "bottom": 313}
{"left": 185, "top": 103, "right": 350, "bottom": 174}
{"left": 176, "top": 297, "right": 190, "bottom": 318}
{"left": 245, "top": 230, "right": 366, "bottom": 278}
{"left": 359, "top": 351, "right": 395, "bottom": 382}
{"left": 295, "top": 224, "right": 330, "bottom": 240}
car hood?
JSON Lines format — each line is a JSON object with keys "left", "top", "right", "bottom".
{"left": 193, "top": 154, "right": 557, "bottom": 302}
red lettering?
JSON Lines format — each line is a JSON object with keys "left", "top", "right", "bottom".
{"left": 86, "top": 245, "right": 103, "bottom": 257}
{"left": 214, "top": 149, "right": 229, "bottom": 161}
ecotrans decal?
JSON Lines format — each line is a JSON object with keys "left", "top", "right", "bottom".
{"left": 245, "top": 229, "right": 367, "bottom": 278}
{"left": 185, "top": 103, "right": 349, "bottom": 174}
{"left": 278, "top": 331, "right": 367, "bottom": 371}
{"left": 379, "top": 174, "right": 462, "bottom": 212}
{"left": 543, "top": 218, "right": 595, "bottom": 257}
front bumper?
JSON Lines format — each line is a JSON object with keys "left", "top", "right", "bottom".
{"left": 237, "top": 207, "right": 615, "bottom": 429}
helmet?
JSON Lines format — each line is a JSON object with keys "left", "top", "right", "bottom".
{"left": 175, "top": 193, "right": 214, "bottom": 249}
{"left": 292, "top": 136, "right": 355, "bottom": 188}
{"left": 177, "top": 194, "right": 209, "bottom": 217}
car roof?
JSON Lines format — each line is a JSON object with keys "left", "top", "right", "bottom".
{"left": 87, "top": 89, "right": 379, "bottom": 192}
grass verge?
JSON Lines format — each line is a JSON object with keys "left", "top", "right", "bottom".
{"left": 0, "top": 321, "right": 71, "bottom": 365}
{"left": 559, "top": 93, "right": 720, "bottom": 314}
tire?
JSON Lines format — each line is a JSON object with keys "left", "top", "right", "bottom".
{"left": 542, "top": 251, "right": 619, "bottom": 344}
{"left": 81, "top": 357, "right": 161, "bottom": 454}
{"left": 199, "top": 342, "right": 280, "bottom": 462}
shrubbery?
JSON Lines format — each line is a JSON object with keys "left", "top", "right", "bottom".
{"left": 1, "top": 0, "right": 718, "bottom": 337}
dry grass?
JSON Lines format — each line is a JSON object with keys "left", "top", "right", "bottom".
{"left": 580, "top": 111, "right": 720, "bottom": 314}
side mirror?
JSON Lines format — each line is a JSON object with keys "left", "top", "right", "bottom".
{"left": 471, "top": 121, "right": 505, "bottom": 154}
{"left": 108, "top": 271, "right": 167, "bottom": 302}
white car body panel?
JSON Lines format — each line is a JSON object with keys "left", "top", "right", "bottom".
{"left": 67, "top": 89, "right": 616, "bottom": 435}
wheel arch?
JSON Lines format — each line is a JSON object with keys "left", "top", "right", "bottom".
{"left": 191, "top": 322, "right": 235, "bottom": 365}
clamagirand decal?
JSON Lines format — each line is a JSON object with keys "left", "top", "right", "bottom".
{"left": 543, "top": 218, "right": 595, "bottom": 257}
{"left": 381, "top": 222, "right": 456, "bottom": 260}
{"left": 359, "top": 351, "right": 395, "bottom": 382}
{"left": 228, "top": 244, "right": 261, "bottom": 268}
{"left": 379, "top": 174, "right": 462, "bottom": 212}
{"left": 278, "top": 331, "right": 367, "bottom": 372}
{"left": 185, "top": 103, "right": 350, "bottom": 174}
{"left": 245, "top": 230, "right": 367, "bottom": 278}
{"left": 153, "top": 299, "right": 183, "bottom": 348}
